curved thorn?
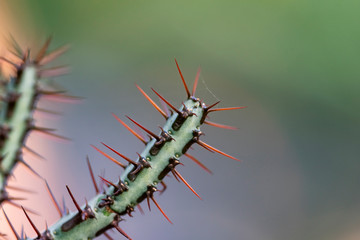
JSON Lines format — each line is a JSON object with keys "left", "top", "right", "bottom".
{"left": 197, "top": 140, "right": 240, "bottom": 161}
{"left": 101, "top": 142, "right": 137, "bottom": 166}
{"left": 91, "top": 144, "right": 126, "bottom": 168}
{"left": 174, "top": 58, "right": 190, "bottom": 98}
{"left": 135, "top": 84, "right": 167, "bottom": 118}
{"left": 112, "top": 113, "right": 146, "bottom": 144}
{"left": 192, "top": 67, "right": 201, "bottom": 96}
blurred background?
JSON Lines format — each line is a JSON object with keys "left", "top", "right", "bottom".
{"left": 0, "top": 0, "right": 359, "bottom": 239}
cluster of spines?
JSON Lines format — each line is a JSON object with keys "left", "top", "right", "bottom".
{"left": 3, "top": 58, "right": 245, "bottom": 240}
{"left": 0, "top": 37, "right": 69, "bottom": 238}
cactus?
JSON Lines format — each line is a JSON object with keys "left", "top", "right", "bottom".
{"left": 0, "top": 37, "right": 68, "bottom": 210}
{"left": 1, "top": 40, "right": 245, "bottom": 240}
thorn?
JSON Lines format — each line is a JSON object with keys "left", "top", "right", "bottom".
{"left": 23, "top": 145, "right": 46, "bottom": 160}
{"left": 204, "top": 120, "right": 238, "bottom": 130}
{"left": 7, "top": 201, "right": 39, "bottom": 215}
{"left": 151, "top": 88, "right": 181, "bottom": 114}
{"left": 192, "top": 67, "right": 201, "bottom": 96}
{"left": 98, "top": 175, "right": 117, "bottom": 188}
{"left": 38, "top": 89, "right": 67, "bottom": 95}
{"left": 197, "top": 140, "right": 240, "bottom": 161}
{"left": 21, "top": 206, "right": 41, "bottom": 238}
{"left": 32, "top": 128, "right": 71, "bottom": 142}
{"left": 173, "top": 169, "right": 202, "bottom": 200}
{"left": 44, "top": 180, "right": 62, "bottom": 217}
{"left": 159, "top": 181, "right": 167, "bottom": 194}
{"left": 19, "top": 160, "right": 42, "bottom": 178}
{"left": 91, "top": 144, "right": 126, "bottom": 169}
{"left": 101, "top": 142, "right": 137, "bottom": 166}
{"left": 112, "top": 224, "right": 132, "bottom": 240}
{"left": 2, "top": 208, "right": 20, "bottom": 239}
{"left": 208, "top": 106, "right": 247, "bottom": 113}
{"left": 184, "top": 153, "right": 213, "bottom": 174}
{"left": 7, "top": 196, "right": 27, "bottom": 201}
{"left": 125, "top": 116, "right": 160, "bottom": 141}
{"left": 137, "top": 204, "right": 145, "bottom": 215}
{"left": 112, "top": 113, "right": 147, "bottom": 144}
{"left": 86, "top": 156, "right": 99, "bottom": 194}
{"left": 205, "top": 101, "right": 220, "bottom": 111}
{"left": 104, "top": 232, "right": 114, "bottom": 240}
{"left": 8, "top": 34, "right": 24, "bottom": 57}
{"left": 39, "top": 44, "right": 70, "bottom": 66}
{"left": 38, "top": 65, "right": 69, "bottom": 78}
{"left": 65, "top": 185, "right": 82, "bottom": 214}
{"left": 0, "top": 57, "right": 19, "bottom": 68}
{"left": 175, "top": 58, "right": 190, "bottom": 98}
{"left": 135, "top": 84, "right": 167, "bottom": 119}
{"left": 35, "top": 107, "right": 62, "bottom": 115}
{"left": 159, "top": 97, "right": 171, "bottom": 117}
{"left": 35, "top": 36, "right": 52, "bottom": 63}
{"left": 6, "top": 185, "right": 36, "bottom": 194}
{"left": 151, "top": 196, "right": 173, "bottom": 224}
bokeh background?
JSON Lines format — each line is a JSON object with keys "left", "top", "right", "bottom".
{"left": 0, "top": 0, "right": 359, "bottom": 239}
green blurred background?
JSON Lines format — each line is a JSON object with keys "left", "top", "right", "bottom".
{"left": 1, "top": 0, "right": 359, "bottom": 239}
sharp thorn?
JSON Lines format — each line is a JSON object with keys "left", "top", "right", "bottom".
{"left": 101, "top": 142, "right": 137, "bottom": 166}
{"left": 44, "top": 179, "right": 62, "bottom": 217}
{"left": 104, "top": 232, "right": 114, "bottom": 240}
{"left": 184, "top": 153, "right": 213, "bottom": 174}
{"left": 112, "top": 113, "right": 147, "bottom": 144}
{"left": 112, "top": 224, "right": 132, "bottom": 240}
{"left": 65, "top": 185, "right": 82, "bottom": 214}
{"left": 7, "top": 201, "right": 39, "bottom": 215}
{"left": 135, "top": 84, "right": 167, "bottom": 119}
{"left": 91, "top": 144, "right": 126, "bottom": 169}
{"left": 21, "top": 206, "right": 41, "bottom": 238}
{"left": 151, "top": 196, "right": 173, "bottom": 224}
{"left": 2, "top": 208, "right": 20, "bottom": 239}
{"left": 174, "top": 58, "right": 190, "bottom": 98}
{"left": 23, "top": 145, "right": 46, "bottom": 160}
{"left": 19, "top": 160, "right": 42, "bottom": 179}
{"left": 205, "top": 101, "right": 220, "bottom": 111}
{"left": 192, "top": 67, "right": 201, "bottom": 96}
{"left": 98, "top": 175, "right": 117, "bottom": 188}
{"left": 204, "top": 120, "right": 238, "bottom": 130}
{"left": 151, "top": 88, "right": 181, "bottom": 114}
{"left": 173, "top": 169, "right": 202, "bottom": 200}
{"left": 125, "top": 116, "right": 160, "bottom": 141}
{"left": 86, "top": 156, "right": 99, "bottom": 194}
{"left": 198, "top": 140, "right": 240, "bottom": 161}
{"left": 137, "top": 204, "right": 145, "bottom": 215}
{"left": 208, "top": 106, "right": 247, "bottom": 113}
{"left": 38, "top": 65, "right": 69, "bottom": 78}
{"left": 35, "top": 36, "right": 52, "bottom": 63}
{"left": 39, "top": 44, "right": 70, "bottom": 66}
{"left": 0, "top": 57, "right": 19, "bottom": 68}
{"left": 6, "top": 185, "right": 36, "bottom": 194}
